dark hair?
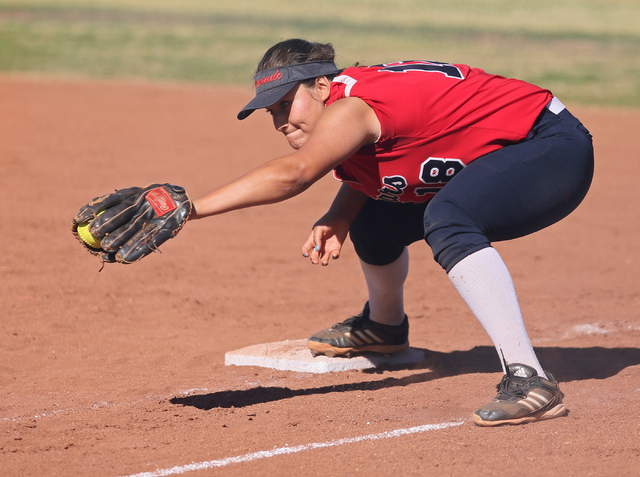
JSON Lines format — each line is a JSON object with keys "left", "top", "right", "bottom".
{"left": 256, "top": 39, "right": 340, "bottom": 86}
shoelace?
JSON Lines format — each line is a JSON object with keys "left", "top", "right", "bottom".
{"left": 331, "top": 313, "right": 367, "bottom": 331}
{"left": 495, "top": 374, "right": 529, "bottom": 400}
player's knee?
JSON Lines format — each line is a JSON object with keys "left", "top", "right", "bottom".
{"left": 423, "top": 200, "right": 490, "bottom": 272}
{"left": 350, "top": 223, "right": 406, "bottom": 266}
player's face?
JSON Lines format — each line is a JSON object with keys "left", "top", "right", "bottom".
{"left": 266, "top": 82, "right": 327, "bottom": 150}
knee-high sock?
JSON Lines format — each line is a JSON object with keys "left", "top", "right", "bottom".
{"left": 360, "top": 247, "right": 409, "bottom": 326}
{"left": 447, "top": 247, "right": 547, "bottom": 378}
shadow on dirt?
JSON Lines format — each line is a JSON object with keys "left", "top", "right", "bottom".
{"left": 170, "top": 345, "right": 640, "bottom": 410}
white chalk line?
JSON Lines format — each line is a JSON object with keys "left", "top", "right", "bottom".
{"left": 118, "top": 420, "right": 465, "bottom": 477}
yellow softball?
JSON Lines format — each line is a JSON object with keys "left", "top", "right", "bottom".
{"left": 77, "top": 211, "right": 104, "bottom": 250}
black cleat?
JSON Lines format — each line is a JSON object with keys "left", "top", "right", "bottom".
{"left": 473, "top": 363, "right": 567, "bottom": 426}
{"left": 307, "top": 302, "right": 409, "bottom": 357}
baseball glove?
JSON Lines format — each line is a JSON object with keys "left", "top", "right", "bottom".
{"left": 72, "top": 183, "right": 192, "bottom": 264}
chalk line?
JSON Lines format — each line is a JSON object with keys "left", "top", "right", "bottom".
{"left": 118, "top": 420, "right": 465, "bottom": 477}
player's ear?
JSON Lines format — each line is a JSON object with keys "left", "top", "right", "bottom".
{"left": 314, "top": 76, "right": 332, "bottom": 103}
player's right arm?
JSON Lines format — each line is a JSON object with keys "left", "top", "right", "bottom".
{"left": 189, "top": 96, "right": 380, "bottom": 220}
{"left": 301, "top": 183, "right": 369, "bottom": 266}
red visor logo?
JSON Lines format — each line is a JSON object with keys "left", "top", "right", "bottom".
{"left": 255, "top": 70, "right": 283, "bottom": 88}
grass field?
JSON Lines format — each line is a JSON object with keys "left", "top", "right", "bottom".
{"left": 1, "top": 0, "right": 639, "bottom": 107}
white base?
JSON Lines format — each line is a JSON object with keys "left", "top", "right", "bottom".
{"left": 224, "top": 339, "right": 425, "bottom": 374}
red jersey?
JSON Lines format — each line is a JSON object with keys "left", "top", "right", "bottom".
{"left": 327, "top": 62, "right": 553, "bottom": 202}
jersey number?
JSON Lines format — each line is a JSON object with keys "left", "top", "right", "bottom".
{"left": 378, "top": 61, "right": 464, "bottom": 79}
{"left": 415, "top": 158, "right": 465, "bottom": 196}
{"left": 376, "top": 158, "right": 465, "bottom": 201}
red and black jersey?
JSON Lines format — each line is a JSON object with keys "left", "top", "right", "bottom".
{"left": 327, "top": 61, "right": 553, "bottom": 203}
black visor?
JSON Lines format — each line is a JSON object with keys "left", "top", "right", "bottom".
{"left": 237, "top": 60, "right": 340, "bottom": 120}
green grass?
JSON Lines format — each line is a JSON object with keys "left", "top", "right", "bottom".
{"left": 1, "top": 0, "right": 639, "bottom": 107}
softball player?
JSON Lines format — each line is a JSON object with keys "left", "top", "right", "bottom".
{"left": 191, "top": 39, "right": 594, "bottom": 426}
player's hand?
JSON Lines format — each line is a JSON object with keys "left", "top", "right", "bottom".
{"left": 301, "top": 215, "right": 350, "bottom": 266}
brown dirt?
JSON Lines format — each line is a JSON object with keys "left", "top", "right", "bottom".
{"left": 1, "top": 75, "right": 639, "bottom": 477}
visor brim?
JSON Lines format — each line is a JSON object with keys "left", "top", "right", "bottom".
{"left": 237, "top": 82, "right": 298, "bottom": 120}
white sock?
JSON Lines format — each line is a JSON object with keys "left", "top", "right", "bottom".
{"left": 447, "top": 247, "right": 547, "bottom": 378}
{"left": 360, "top": 247, "right": 408, "bottom": 326}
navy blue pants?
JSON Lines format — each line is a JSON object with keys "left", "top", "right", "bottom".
{"left": 350, "top": 106, "right": 594, "bottom": 272}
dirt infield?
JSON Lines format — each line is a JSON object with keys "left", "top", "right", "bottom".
{"left": 1, "top": 75, "right": 639, "bottom": 476}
